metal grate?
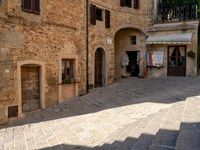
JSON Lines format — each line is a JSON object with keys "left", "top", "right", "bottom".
{"left": 8, "top": 105, "right": 18, "bottom": 118}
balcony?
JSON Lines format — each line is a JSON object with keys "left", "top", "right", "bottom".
{"left": 155, "top": 4, "right": 199, "bottom": 23}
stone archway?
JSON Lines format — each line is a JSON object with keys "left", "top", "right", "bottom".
{"left": 94, "top": 48, "right": 106, "bottom": 87}
{"left": 114, "top": 27, "right": 146, "bottom": 80}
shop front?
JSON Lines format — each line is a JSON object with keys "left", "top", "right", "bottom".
{"left": 146, "top": 33, "right": 197, "bottom": 77}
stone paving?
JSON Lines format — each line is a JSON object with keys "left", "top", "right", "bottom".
{"left": 0, "top": 77, "right": 200, "bottom": 150}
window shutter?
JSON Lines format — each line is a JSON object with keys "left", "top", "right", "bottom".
{"left": 134, "top": 0, "right": 139, "bottom": 9}
{"left": 105, "top": 10, "right": 110, "bottom": 28}
{"left": 21, "top": 0, "right": 25, "bottom": 9}
{"left": 22, "top": 0, "right": 32, "bottom": 10}
{"left": 34, "top": 0, "right": 40, "bottom": 14}
{"left": 90, "top": 4, "right": 96, "bottom": 25}
{"left": 120, "top": 0, "right": 125, "bottom": 7}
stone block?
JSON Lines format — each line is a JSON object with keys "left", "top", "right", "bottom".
{"left": 0, "top": 107, "right": 7, "bottom": 125}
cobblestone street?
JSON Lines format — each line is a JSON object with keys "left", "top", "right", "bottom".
{"left": 1, "top": 77, "right": 200, "bottom": 150}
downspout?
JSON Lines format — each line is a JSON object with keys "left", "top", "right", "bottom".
{"left": 86, "top": 0, "right": 89, "bottom": 93}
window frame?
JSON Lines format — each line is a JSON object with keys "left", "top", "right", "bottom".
{"left": 120, "top": 0, "right": 139, "bottom": 9}
{"left": 130, "top": 36, "right": 137, "bottom": 45}
{"left": 62, "top": 59, "right": 75, "bottom": 83}
{"left": 96, "top": 7, "right": 103, "bottom": 21}
{"left": 124, "top": 0, "right": 132, "bottom": 8}
{"left": 21, "top": 0, "right": 40, "bottom": 15}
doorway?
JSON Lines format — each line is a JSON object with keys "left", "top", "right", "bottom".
{"left": 21, "top": 65, "right": 41, "bottom": 112}
{"left": 126, "top": 51, "right": 140, "bottom": 77}
{"left": 95, "top": 48, "right": 106, "bottom": 87}
{"left": 168, "top": 46, "right": 186, "bottom": 76}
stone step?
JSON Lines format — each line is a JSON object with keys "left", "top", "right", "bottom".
{"left": 95, "top": 113, "right": 156, "bottom": 149}
{"left": 149, "top": 101, "right": 185, "bottom": 150}
{"left": 175, "top": 97, "right": 200, "bottom": 150}
{"left": 131, "top": 108, "right": 169, "bottom": 150}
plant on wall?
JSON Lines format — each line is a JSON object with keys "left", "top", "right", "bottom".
{"left": 187, "top": 50, "right": 196, "bottom": 59}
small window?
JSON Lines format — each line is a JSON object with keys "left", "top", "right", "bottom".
{"left": 130, "top": 36, "right": 137, "bottom": 45}
{"left": 120, "top": 0, "right": 139, "bottom": 9}
{"left": 96, "top": 7, "right": 103, "bottom": 21}
{"left": 21, "top": 0, "right": 40, "bottom": 15}
{"left": 124, "top": 0, "right": 132, "bottom": 8}
{"left": 62, "top": 59, "right": 75, "bottom": 83}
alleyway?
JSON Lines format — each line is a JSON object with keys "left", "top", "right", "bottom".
{"left": 0, "top": 77, "right": 200, "bottom": 150}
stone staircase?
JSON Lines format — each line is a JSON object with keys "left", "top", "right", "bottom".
{"left": 94, "top": 98, "right": 200, "bottom": 150}
{"left": 175, "top": 97, "right": 200, "bottom": 150}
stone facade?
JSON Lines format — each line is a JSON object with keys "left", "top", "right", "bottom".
{"left": 89, "top": 0, "right": 147, "bottom": 84}
{"left": 0, "top": 0, "right": 199, "bottom": 125}
{"left": 0, "top": 0, "right": 86, "bottom": 124}
{"left": 147, "top": 21, "right": 199, "bottom": 77}
{"left": 146, "top": 0, "right": 199, "bottom": 77}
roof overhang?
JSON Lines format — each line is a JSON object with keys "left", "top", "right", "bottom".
{"left": 146, "top": 33, "right": 193, "bottom": 45}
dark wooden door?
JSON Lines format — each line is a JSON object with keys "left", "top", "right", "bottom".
{"left": 168, "top": 46, "right": 186, "bottom": 76}
{"left": 21, "top": 66, "right": 40, "bottom": 112}
{"left": 95, "top": 49, "right": 103, "bottom": 87}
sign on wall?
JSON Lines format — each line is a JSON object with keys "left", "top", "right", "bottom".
{"left": 147, "top": 48, "right": 164, "bottom": 67}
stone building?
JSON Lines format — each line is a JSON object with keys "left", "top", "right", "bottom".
{"left": 146, "top": 0, "right": 199, "bottom": 77}
{"left": 88, "top": 0, "right": 147, "bottom": 87}
{"left": 0, "top": 0, "right": 199, "bottom": 125}
{"left": 0, "top": 0, "right": 86, "bottom": 124}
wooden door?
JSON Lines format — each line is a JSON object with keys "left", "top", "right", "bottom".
{"left": 95, "top": 49, "right": 103, "bottom": 87}
{"left": 21, "top": 66, "right": 40, "bottom": 112}
{"left": 168, "top": 46, "right": 186, "bottom": 76}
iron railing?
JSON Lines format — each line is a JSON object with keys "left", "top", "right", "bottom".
{"left": 156, "top": 4, "right": 198, "bottom": 23}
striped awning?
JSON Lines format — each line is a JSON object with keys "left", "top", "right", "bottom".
{"left": 146, "top": 33, "right": 193, "bottom": 45}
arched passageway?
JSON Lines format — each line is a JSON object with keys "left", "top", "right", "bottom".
{"left": 114, "top": 27, "right": 146, "bottom": 80}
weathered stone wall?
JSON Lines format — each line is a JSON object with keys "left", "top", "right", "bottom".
{"left": 89, "top": 0, "right": 148, "bottom": 85}
{"left": 0, "top": 0, "right": 86, "bottom": 124}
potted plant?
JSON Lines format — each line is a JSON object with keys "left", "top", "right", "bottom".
{"left": 187, "top": 50, "right": 196, "bottom": 59}
{"left": 62, "top": 77, "right": 75, "bottom": 84}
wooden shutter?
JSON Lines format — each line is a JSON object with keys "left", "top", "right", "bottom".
{"left": 33, "top": 0, "right": 40, "bottom": 14}
{"left": 21, "top": 0, "right": 25, "bottom": 9}
{"left": 90, "top": 4, "right": 96, "bottom": 25}
{"left": 120, "top": 0, "right": 125, "bottom": 7}
{"left": 105, "top": 10, "right": 110, "bottom": 28}
{"left": 22, "top": 0, "right": 32, "bottom": 11}
{"left": 134, "top": 0, "right": 139, "bottom": 9}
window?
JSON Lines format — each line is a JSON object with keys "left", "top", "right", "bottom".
{"left": 105, "top": 10, "right": 110, "bottom": 28}
{"left": 120, "top": 0, "right": 139, "bottom": 9}
{"left": 130, "top": 36, "right": 137, "bottom": 45}
{"left": 62, "top": 59, "right": 75, "bottom": 83}
{"left": 21, "top": 0, "right": 40, "bottom": 15}
{"left": 90, "top": 4, "right": 111, "bottom": 28}
{"left": 96, "top": 7, "right": 103, "bottom": 21}
{"left": 124, "top": 0, "right": 132, "bottom": 8}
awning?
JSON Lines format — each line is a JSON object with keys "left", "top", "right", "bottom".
{"left": 146, "top": 33, "right": 193, "bottom": 45}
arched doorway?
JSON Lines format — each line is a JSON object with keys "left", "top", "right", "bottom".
{"left": 114, "top": 27, "right": 146, "bottom": 80}
{"left": 21, "top": 64, "right": 41, "bottom": 112}
{"left": 94, "top": 48, "right": 106, "bottom": 87}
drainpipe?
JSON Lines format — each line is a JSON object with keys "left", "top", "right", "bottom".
{"left": 86, "top": 0, "right": 89, "bottom": 93}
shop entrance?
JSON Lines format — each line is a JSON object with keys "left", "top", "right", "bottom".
{"left": 126, "top": 51, "right": 140, "bottom": 77}
{"left": 168, "top": 46, "right": 186, "bottom": 76}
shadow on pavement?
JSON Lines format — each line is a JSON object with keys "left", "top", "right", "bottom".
{"left": 1, "top": 77, "right": 200, "bottom": 128}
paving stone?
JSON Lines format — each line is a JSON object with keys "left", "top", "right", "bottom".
{"left": 0, "top": 77, "right": 200, "bottom": 149}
